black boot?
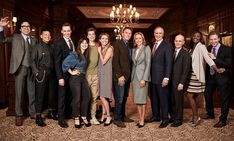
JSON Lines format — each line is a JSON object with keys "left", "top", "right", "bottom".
{"left": 36, "top": 114, "right": 46, "bottom": 127}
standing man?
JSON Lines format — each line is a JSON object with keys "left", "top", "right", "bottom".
{"left": 170, "top": 34, "right": 191, "bottom": 127}
{"left": 86, "top": 27, "right": 100, "bottom": 125}
{"left": 31, "top": 29, "right": 54, "bottom": 127}
{"left": 203, "top": 31, "right": 231, "bottom": 128}
{"left": 0, "top": 17, "right": 37, "bottom": 126}
{"left": 54, "top": 23, "right": 75, "bottom": 128}
{"left": 112, "top": 27, "right": 134, "bottom": 128}
{"left": 149, "top": 26, "right": 173, "bottom": 128}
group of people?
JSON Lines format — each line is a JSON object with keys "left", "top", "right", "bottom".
{"left": 0, "top": 16, "right": 231, "bottom": 129}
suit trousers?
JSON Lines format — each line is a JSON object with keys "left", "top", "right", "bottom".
{"left": 35, "top": 70, "right": 52, "bottom": 113}
{"left": 14, "top": 65, "right": 35, "bottom": 116}
{"left": 69, "top": 75, "right": 91, "bottom": 117}
{"left": 86, "top": 74, "right": 99, "bottom": 118}
{"left": 150, "top": 83, "right": 169, "bottom": 121}
{"left": 57, "top": 78, "right": 70, "bottom": 121}
{"left": 171, "top": 84, "right": 184, "bottom": 121}
{"left": 204, "top": 75, "right": 230, "bottom": 122}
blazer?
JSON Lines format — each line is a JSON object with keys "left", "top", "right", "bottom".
{"left": 151, "top": 40, "right": 173, "bottom": 84}
{"left": 131, "top": 45, "right": 151, "bottom": 82}
{"left": 0, "top": 31, "right": 37, "bottom": 74}
{"left": 172, "top": 48, "right": 191, "bottom": 87}
{"left": 54, "top": 37, "right": 73, "bottom": 80}
{"left": 191, "top": 42, "right": 215, "bottom": 83}
{"left": 206, "top": 44, "right": 232, "bottom": 82}
{"left": 112, "top": 39, "right": 131, "bottom": 82}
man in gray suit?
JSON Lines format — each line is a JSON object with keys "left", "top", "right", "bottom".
{"left": 0, "top": 17, "right": 37, "bottom": 126}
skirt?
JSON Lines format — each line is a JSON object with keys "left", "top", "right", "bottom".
{"left": 186, "top": 72, "right": 205, "bottom": 94}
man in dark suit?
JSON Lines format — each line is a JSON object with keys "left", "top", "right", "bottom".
{"left": 170, "top": 34, "right": 191, "bottom": 127}
{"left": 203, "top": 31, "right": 231, "bottom": 128}
{"left": 0, "top": 17, "right": 37, "bottom": 126}
{"left": 54, "top": 23, "right": 75, "bottom": 128}
{"left": 112, "top": 27, "right": 134, "bottom": 128}
{"left": 149, "top": 26, "right": 173, "bottom": 128}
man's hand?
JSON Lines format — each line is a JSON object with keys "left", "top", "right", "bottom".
{"left": 58, "top": 79, "right": 65, "bottom": 86}
{"left": 0, "top": 17, "right": 9, "bottom": 27}
{"left": 216, "top": 68, "right": 225, "bottom": 73}
{"left": 162, "top": 78, "right": 169, "bottom": 87}
{"left": 177, "top": 83, "right": 184, "bottom": 91}
{"left": 118, "top": 76, "right": 125, "bottom": 86}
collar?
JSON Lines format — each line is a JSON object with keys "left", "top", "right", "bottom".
{"left": 155, "top": 39, "right": 163, "bottom": 45}
{"left": 21, "top": 33, "right": 30, "bottom": 41}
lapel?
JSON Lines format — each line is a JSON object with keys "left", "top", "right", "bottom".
{"left": 135, "top": 46, "right": 144, "bottom": 62}
{"left": 174, "top": 48, "right": 182, "bottom": 62}
{"left": 155, "top": 40, "right": 164, "bottom": 54}
{"left": 216, "top": 44, "right": 223, "bottom": 58}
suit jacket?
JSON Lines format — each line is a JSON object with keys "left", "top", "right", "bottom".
{"left": 206, "top": 44, "right": 232, "bottom": 82}
{"left": 192, "top": 42, "right": 215, "bottom": 83}
{"left": 131, "top": 45, "right": 151, "bottom": 82}
{"left": 151, "top": 40, "right": 173, "bottom": 84}
{"left": 54, "top": 37, "right": 73, "bottom": 80}
{"left": 172, "top": 48, "right": 191, "bottom": 87}
{"left": 112, "top": 39, "right": 131, "bottom": 82}
{"left": 0, "top": 31, "right": 37, "bottom": 74}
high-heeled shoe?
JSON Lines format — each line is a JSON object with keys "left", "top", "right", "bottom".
{"left": 104, "top": 116, "right": 112, "bottom": 126}
{"left": 74, "top": 117, "right": 82, "bottom": 128}
{"left": 190, "top": 117, "right": 201, "bottom": 127}
{"left": 99, "top": 114, "right": 107, "bottom": 124}
{"left": 81, "top": 117, "right": 91, "bottom": 127}
{"left": 138, "top": 123, "right": 145, "bottom": 128}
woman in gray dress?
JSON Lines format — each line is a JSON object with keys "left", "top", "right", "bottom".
{"left": 131, "top": 32, "right": 151, "bottom": 127}
{"left": 98, "top": 33, "right": 113, "bottom": 126}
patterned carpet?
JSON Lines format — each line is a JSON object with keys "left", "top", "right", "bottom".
{"left": 0, "top": 95, "right": 234, "bottom": 141}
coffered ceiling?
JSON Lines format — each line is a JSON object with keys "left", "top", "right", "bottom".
{"left": 70, "top": 0, "right": 182, "bottom": 29}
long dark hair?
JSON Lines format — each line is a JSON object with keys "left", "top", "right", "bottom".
{"left": 76, "top": 37, "right": 89, "bottom": 59}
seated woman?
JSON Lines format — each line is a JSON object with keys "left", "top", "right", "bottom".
{"left": 62, "top": 37, "right": 91, "bottom": 128}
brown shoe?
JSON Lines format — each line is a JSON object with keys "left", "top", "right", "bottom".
{"left": 201, "top": 113, "right": 215, "bottom": 119}
{"left": 214, "top": 121, "right": 226, "bottom": 128}
{"left": 15, "top": 116, "right": 23, "bottom": 126}
{"left": 30, "top": 115, "right": 36, "bottom": 119}
{"left": 123, "top": 116, "right": 134, "bottom": 122}
{"left": 113, "top": 120, "right": 126, "bottom": 128}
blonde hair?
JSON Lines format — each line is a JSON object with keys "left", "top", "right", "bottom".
{"left": 99, "top": 33, "right": 111, "bottom": 56}
{"left": 133, "top": 32, "right": 146, "bottom": 47}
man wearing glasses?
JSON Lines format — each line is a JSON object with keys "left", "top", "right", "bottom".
{"left": 0, "top": 17, "right": 37, "bottom": 126}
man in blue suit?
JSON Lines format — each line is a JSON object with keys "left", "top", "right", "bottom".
{"left": 149, "top": 26, "right": 173, "bottom": 128}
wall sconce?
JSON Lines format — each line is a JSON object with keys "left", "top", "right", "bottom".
{"left": 12, "top": 17, "right": 17, "bottom": 26}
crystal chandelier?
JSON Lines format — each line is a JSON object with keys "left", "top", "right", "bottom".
{"left": 110, "top": 4, "right": 140, "bottom": 24}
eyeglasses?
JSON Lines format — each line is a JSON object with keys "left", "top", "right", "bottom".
{"left": 21, "top": 25, "right": 30, "bottom": 28}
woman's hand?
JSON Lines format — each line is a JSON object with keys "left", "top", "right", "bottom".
{"left": 139, "top": 80, "right": 146, "bottom": 88}
{"left": 68, "top": 69, "right": 80, "bottom": 75}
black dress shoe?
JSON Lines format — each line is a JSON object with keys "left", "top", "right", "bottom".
{"left": 145, "top": 117, "right": 160, "bottom": 123}
{"left": 213, "top": 121, "right": 226, "bottom": 128}
{"left": 81, "top": 117, "right": 91, "bottom": 127}
{"left": 171, "top": 121, "right": 182, "bottom": 127}
{"left": 168, "top": 118, "right": 174, "bottom": 123}
{"left": 159, "top": 121, "right": 169, "bottom": 128}
{"left": 36, "top": 115, "right": 46, "bottom": 127}
{"left": 58, "top": 120, "right": 68, "bottom": 128}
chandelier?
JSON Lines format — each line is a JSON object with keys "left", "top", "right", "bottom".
{"left": 110, "top": 4, "right": 140, "bottom": 24}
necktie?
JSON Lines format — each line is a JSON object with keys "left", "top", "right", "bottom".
{"left": 174, "top": 49, "right": 177, "bottom": 60}
{"left": 212, "top": 47, "right": 216, "bottom": 57}
{"left": 210, "top": 47, "right": 216, "bottom": 75}
{"left": 152, "top": 42, "right": 158, "bottom": 56}
{"left": 26, "top": 37, "right": 30, "bottom": 45}
{"left": 68, "top": 39, "right": 74, "bottom": 51}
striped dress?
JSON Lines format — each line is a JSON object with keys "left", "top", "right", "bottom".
{"left": 186, "top": 71, "right": 205, "bottom": 93}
